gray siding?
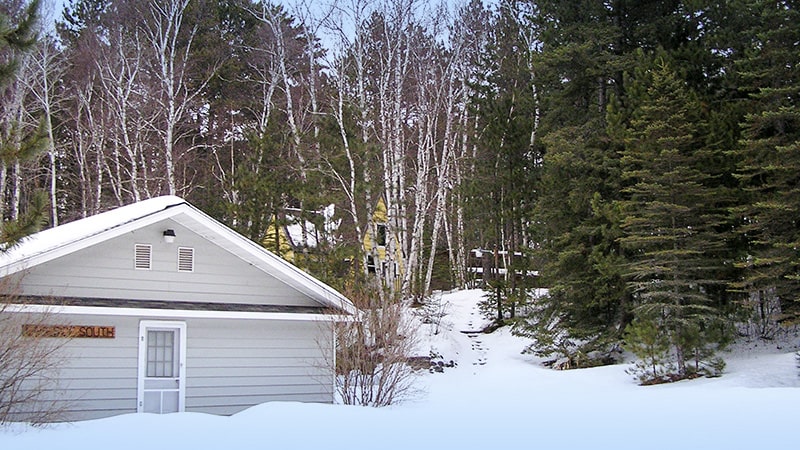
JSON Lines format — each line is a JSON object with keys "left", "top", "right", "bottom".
{"left": 25, "top": 315, "right": 141, "bottom": 421}
{"left": 16, "top": 219, "right": 321, "bottom": 308}
{"left": 14, "top": 313, "right": 334, "bottom": 422}
{"left": 184, "top": 318, "right": 333, "bottom": 415}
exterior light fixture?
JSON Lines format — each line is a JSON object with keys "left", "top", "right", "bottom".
{"left": 163, "top": 229, "right": 176, "bottom": 244}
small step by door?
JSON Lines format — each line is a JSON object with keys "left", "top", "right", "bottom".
{"left": 138, "top": 321, "right": 186, "bottom": 414}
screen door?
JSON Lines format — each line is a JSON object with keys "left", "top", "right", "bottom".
{"left": 138, "top": 321, "right": 186, "bottom": 414}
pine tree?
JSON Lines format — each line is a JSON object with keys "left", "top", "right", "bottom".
{"left": 731, "top": 0, "right": 800, "bottom": 324}
{"left": 1, "top": 0, "right": 39, "bottom": 85}
{"left": 517, "top": 0, "right": 744, "bottom": 370}
{"left": 513, "top": 0, "right": 635, "bottom": 366}
{"left": 468, "top": 0, "right": 541, "bottom": 324}
{"left": 616, "top": 57, "right": 730, "bottom": 378}
{"left": 623, "top": 317, "right": 672, "bottom": 384}
{"left": 519, "top": 128, "right": 629, "bottom": 367}
{"left": 0, "top": 0, "right": 48, "bottom": 247}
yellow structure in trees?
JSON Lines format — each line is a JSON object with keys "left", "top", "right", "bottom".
{"left": 262, "top": 217, "right": 295, "bottom": 263}
{"left": 362, "top": 198, "right": 403, "bottom": 286}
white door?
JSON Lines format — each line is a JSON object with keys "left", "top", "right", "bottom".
{"left": 137, "top": 321, "right": 186, "bottom": 414}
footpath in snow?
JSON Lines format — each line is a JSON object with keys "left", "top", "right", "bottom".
{"left": 2, "top": 289, "right": 799, "bottom": 450}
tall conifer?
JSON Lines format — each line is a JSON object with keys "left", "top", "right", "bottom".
{"left": 617, "top": 57, "right": 729, "bottom": 378}
{"left": 515, "top": 0, "right": 633, "bottom": 366}
{"left": 0, "top": 0, "right": 48, "bottom": 247}
{"left": 468, "top": 0, "right": 540, "bottom": 322}
{"left": 731, "top": 0, "right": 800, "bottom": 323}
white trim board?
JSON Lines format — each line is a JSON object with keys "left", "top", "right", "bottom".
{"left": 7, "top": 303, "right": 351, "bottom": 322}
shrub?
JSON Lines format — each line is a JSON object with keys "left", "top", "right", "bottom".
{"left": 324, "top": 286, "right": 419, "bottom": 407}
{"left": 623, "top": 317, "right": 673, "bottom": 384}
{"left": 1, "top": 280, "right": 69, "bottom": 425}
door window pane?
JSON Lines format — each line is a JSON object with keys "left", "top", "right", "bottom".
{"left": 147, "top": 330, "right": 175, "bottom": 378}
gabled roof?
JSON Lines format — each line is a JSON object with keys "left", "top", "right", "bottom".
{"left": 0, "top": 196, "right": 356, "bottom": 315}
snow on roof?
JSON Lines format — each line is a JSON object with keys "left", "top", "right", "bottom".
{"left": 286, "top": 222, "right": 317, "bottom": 248}
{"left": 284, "top": 204, "right": 340, "bottom": 249}
{"left": 0, "top": 196, "right": 186, "bottom": 267}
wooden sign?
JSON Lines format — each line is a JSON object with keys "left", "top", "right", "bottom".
{"left": 23, "top": 324, "right": 116, "bottom": 339}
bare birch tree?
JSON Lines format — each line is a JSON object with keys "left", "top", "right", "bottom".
{"left": 65, "top": 74, "right": 107, "bottom": 217}
{"left": 319, "top": 0, "right": 376, "bottom": 280}
{"left": 247, "top": 2, "right": 313, "bottom": 176}
{"left": 327, "top": 50, "right": 368, "bottom": 275}
{"left": 434, "top": 0, "right": 490, "bottom": 291}
{"left": 321, "top": 0, "right": 476, "bottom": 298}
{"left": 95, "top": 28, "right": 149, "bottom": 203}
{"left": 21, "top": 33, "right": 64, "bottom": 227}
{"left": 139, "top": 0, "right": 210, "bottom": 196}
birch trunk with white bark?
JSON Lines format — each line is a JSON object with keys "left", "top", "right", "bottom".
{"left": 23, "top": 36, "right": 63, "bottom": 226}
{"left": 141, "top": 0, "right": 198, "bottom": 196}
{"left": 96, "top": 29, "right": 145, "bottom": 202}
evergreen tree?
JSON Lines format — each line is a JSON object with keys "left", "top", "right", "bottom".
{"left": 468, "top": 0, "right": 541, "bottom": 324}
{"left": 0, "top": 0, "right": 48, "bottom": 247}
{"left": 517, "top": 0, "right": 744, "bottom": 370}
{"left": 623, "top": 317, "right": 672, "bottom": 383}
{"left": 616, "top": 57, "right": 730, "bottom": 379}
{"left": 513, "top": 0, "right": 634, "bottom": 366}
{"left": 731, "top": 0, "right": 800, "bottom": 324}
{"left": 1, "top": 0, "right": 39, "bottom": 85}
{"left": 518, "top": 128, "right": 629, "bottom": 367}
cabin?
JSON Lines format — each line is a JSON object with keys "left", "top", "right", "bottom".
{"left": 261, "top": 200, "right": 402, "bottom": 290}
{"left": 466, "top": 248, "right": 538, "bottom": 287}
{"left": 261, "top": 205, "right": 339, "bottom": 265}
{"left": 0, "top": 196, "right": 356, "bottom": 422}
{"left": 362, "top": 198, "right": 403, "bottom": 287}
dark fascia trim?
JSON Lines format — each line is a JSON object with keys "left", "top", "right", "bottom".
{"left": 14, "top": 296, "right": 336, "bottom": 315}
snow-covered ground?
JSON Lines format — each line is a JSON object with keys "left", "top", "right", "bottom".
{"left": 3, "top": 289, "right": 799, "bottom": 449}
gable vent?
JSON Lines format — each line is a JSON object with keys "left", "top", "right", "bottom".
{"left": 134, "top": 244, "right": 152, "bottom": 270}
{"left": 177, "top": 247, "right": 194, "bottom": 272}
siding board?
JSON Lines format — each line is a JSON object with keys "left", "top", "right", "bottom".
{"left": 187, "top": 347, "right": 324, "bottom": 360}
{"left": 189, "top": 383, "right": 330, "bottom": 397}
{"left": 58, "top": 377, "right": 138, "bottom": 391}
{"left": 187, "top": 372, "right": 328, "bottom": 387}
{"left": 184, "top": 367, "right": 324, "bottom": 378}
